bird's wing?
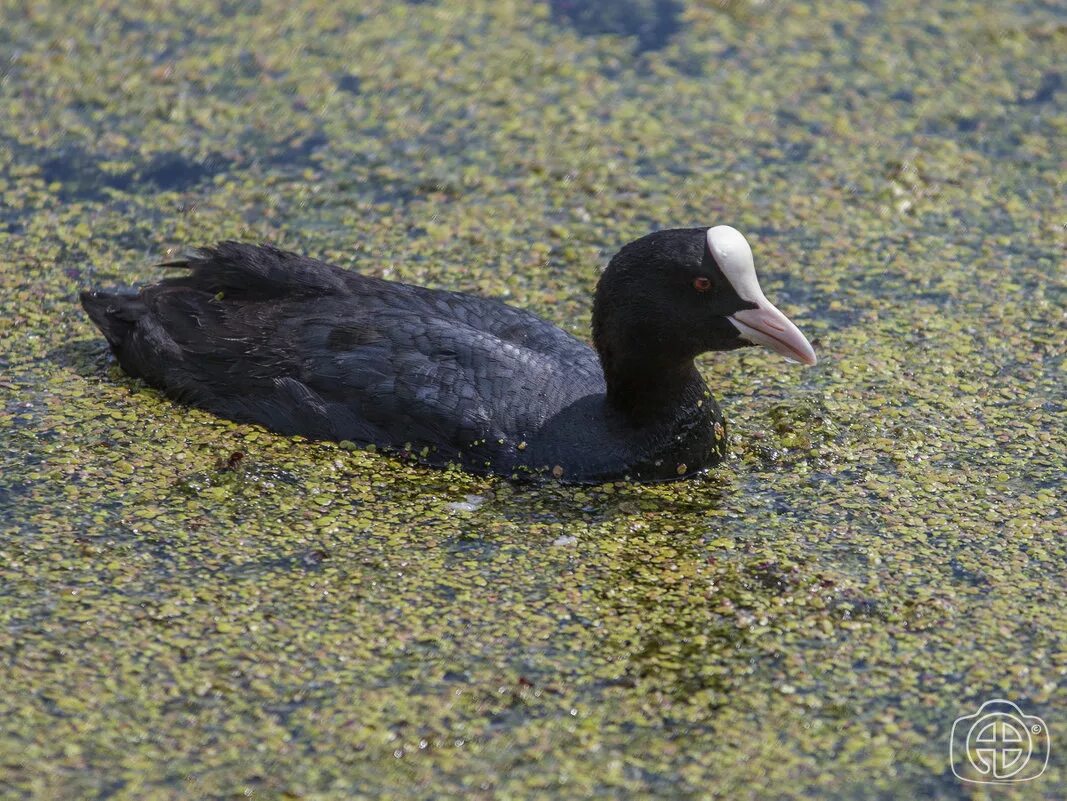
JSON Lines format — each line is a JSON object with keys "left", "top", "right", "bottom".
{"left": 90, "top": 245, "right": 603, "bottom": 465}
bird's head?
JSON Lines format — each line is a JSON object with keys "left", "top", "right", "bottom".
{"left": 593, "top": 225, "right": 817, "bottom": 376}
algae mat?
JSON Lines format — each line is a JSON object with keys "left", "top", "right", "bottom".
{"left": 1, "top": 1, "right": 1065, "bottom": 798}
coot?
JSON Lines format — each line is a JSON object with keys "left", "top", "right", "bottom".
{"left": 81, "top": 226, "right": 816, "bottom": 482}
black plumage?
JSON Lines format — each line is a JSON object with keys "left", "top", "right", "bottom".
{"left": 81, "top": 228, "right": 811, "bottom": 482}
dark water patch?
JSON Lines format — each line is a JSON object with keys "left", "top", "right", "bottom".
{"left": 140, "top": 151, "right": 233, "bottom": 190}
{"left": 240, "top": 129, "right": 331, "bottom": 180}
{"left": 235, "top": 50, "right": 265, "bottom": 78}
{"left": 776, "top": 109, "right": 826, "bottom": 137}
{"left": 830, "top": 592, "right": 885, "bottom": 621}
{"left": 1018, "top": 70, "right": 1061, "bottom": 105}
{"left": 774, "top": 138, "right": 813, "bottom": 163}
{"left": 549, "top": 0, "right": 684, "bottom": 53}
{"left": 948, "top": 559, "right": 990, "bottom": 588}
{"left": 217, "top": 0, "right": 261, "bottom": 14}
{"left": 38, "top": 148, "right": 133, "bottom": 199}
{"left": 23, "top": 131, "right": 336, "bottom": 203}
{"left": 744, "top": 559, "right": 803, "bottom": 592}
{"left": 337, "top": 74, "right": 362, "bottom": 94}
{"left": 50, "top": 340, "right": 120, "bottom": 380}
{"left": 35, "top": 146, "right": 233, "bottom": 200}
{"left": 274, "top": 130, "right": 330, "bottom": 165}
{"left": 443, "top": 533, "right": 500, "bottom": 561}
{"left": 0, "top": 480, "right": 41, "bottom": 527}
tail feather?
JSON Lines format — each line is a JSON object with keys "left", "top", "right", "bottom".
{"left": 157, "top": 257, "right": 194, "bottom": 268}
{"left": 158, "top": 241, "right": 349, "bottom": 298}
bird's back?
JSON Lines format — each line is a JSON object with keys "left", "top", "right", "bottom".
{"left": 81, "top": 243, "right": 605, "bottom": 472}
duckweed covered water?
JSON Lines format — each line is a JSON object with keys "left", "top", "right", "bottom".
{"left": 1, "top": 1, "right": 1064, "bottom": 798}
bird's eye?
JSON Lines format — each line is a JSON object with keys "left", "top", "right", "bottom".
{"left": 693, "top": 276, "right": 712, "bottom": 292}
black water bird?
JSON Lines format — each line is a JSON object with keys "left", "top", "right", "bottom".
{"left": 81, "top": 226, "right": 816, "bottom": 482}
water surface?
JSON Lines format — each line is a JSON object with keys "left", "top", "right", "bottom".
{"left": 0, "top": 1, "right": 1064, "bottom": 798}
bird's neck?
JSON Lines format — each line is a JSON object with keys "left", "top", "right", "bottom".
{"left": 598, "top": 352, "right": 709, "bottom": 424}
{"left": 591, "top": 284, "right": 711, "bottom": 424}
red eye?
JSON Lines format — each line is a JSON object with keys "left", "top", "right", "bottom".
{"left": 693, "top": 276, "right": 712, "bottom": 292}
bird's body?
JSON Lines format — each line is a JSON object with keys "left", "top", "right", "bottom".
{"left": 81, "top": 228, "right": 815, "bottom": 483}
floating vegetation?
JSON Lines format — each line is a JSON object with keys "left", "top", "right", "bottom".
{"left": 0, "top": 0, "right": 1064, "bottom": 798}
